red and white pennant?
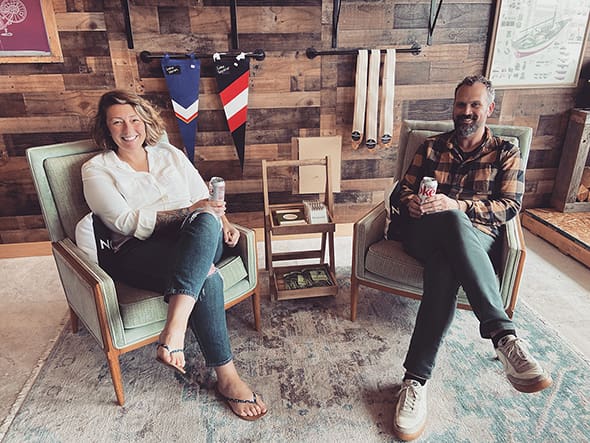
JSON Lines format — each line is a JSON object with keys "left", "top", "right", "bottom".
{"left": 219, "top": 70, "right": 248, "bottom": 132}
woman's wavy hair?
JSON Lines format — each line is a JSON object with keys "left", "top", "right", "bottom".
{"left": 91, "top": 90, "right": 166, "bottom": 151}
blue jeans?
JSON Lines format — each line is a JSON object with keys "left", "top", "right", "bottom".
{"left": 98, "top": 212, "right": 233, "bottom": 367}
{"left": 401, "top": 210, "right": 514, "bottom": 380}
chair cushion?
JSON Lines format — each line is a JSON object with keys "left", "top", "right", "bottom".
{"left": 365, "top": 238, "right": 494, "bottom": 307}
{"left": 116, "top": 253, "right": 249, "bottom": 329}
{"left": 365, "top": 239, "right": 424, "bottom": 289}
{"left": 44, "top": 153, "right": 95, "bottom": 241}
{"left": 75, "top": 213, "right": 98, "bottom": 263}
{"left": 217, "top": 254, "right": 248, "bottom": 290}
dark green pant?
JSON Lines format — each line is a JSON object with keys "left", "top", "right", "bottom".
{"left": 402, "top": 210, "right": 514, "bottom": 379}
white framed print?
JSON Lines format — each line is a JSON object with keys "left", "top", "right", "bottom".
{"left": 486, "top": 0, "right": 590, "bottom": 88}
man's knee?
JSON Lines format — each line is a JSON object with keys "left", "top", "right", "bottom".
{"left": 439, "top": 209, "right": 470, "bottom": 226}
{"left": 432, "top": 210, "right": 474, "bottom": 240}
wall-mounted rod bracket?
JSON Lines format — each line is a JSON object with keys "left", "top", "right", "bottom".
{"left": 428, "top": 0, "right": 444, "bottom": 46}
{"left": 305, "top": 43, "right": 422, "bottom": 59}
{"left": 230, "top": 0, "right": 239, "bottom": 50}
{"left": 139, "top": 49, "right": 266, "bottom": 63}
{"left": 122, "top": 0, "right": 133, "bottom": 49}
{"left": 332, "top": 0, "right": 341, "bottom": 49}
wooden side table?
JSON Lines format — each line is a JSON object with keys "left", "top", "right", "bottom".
{"left": 261, "top": 157, "right": 338, "bottom": 301}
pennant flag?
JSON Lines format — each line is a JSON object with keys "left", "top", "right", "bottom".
{"left": 161, "top": 54, "right": 200, "bottom": 162}
{"left": 214, "top": 52, "right": 250, "bottom": 169}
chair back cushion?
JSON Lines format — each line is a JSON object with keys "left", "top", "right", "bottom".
{"left": 27, "top": 140, "right": 99, "bottom": 242}
{"left": 44, "top": 152, "right": 96, "bottom": 241}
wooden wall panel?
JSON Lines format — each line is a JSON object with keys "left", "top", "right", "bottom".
{"left": 0, "top": 0, "right": 587, "bottom": 243}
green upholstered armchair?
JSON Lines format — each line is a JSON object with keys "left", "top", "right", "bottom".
{"left": 27, "top": 139, "right": 260, "bottom": 406}
{"left": 351, "top": 120, "right": 531, "bottom": 321}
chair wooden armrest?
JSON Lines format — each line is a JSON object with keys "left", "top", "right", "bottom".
{"left": 226, "top": 223, "right": 260, "bottom": 330}
{"left": 352, "top": 203, "right": 387, "bottom": 280}
{"left": 498, "top": 216, "right": 527, "bottom": 318}
{"left": 233, "top": 223, "right": 257, "bottom": 288}
{"left": 52, "top": 238, "right": 126, "bottom": 350}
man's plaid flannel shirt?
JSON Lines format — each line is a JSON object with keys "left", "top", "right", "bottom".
{"left": 398, "top": 127, "right": 525, "bottom": 238}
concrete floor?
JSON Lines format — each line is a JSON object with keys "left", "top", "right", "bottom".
{"left": 1, "top": 230, "right": 589, "bottom": 430}
{"left": 0, "top": 256, "right": 68, "bottom": 427}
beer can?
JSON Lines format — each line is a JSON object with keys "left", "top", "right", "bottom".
{"left": 418, "top": 176, "right": 438, "bottom": 203}
{"left": 209, "top": 176, "right": 225, "bottom": 201}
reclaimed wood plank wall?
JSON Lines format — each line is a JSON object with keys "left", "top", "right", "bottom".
{"left": 0, "top": 0, "right": 587, "bottom": 243}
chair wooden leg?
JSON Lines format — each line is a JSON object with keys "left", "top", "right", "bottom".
{"left": 106, "top": 351, "right": 125, "bottom": 406}
{"left": 69, "top": 306, "right": 79, "bottom": 333}
{"left": 350, "top": 274, "right": 359, "bottom": 322}
{"left": 251, "top": 291, "right": 261, "bottom": 331}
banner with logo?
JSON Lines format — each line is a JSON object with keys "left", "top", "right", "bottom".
{"left": 161, "top": 54, "right": 201, "bottom": 162}
{"left": 214, "top": 52, "right": 250, "bottom": 169}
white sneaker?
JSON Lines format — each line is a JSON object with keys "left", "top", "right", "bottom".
{"left": 393, "top": 379, "right": 427, "bottom": 441}
{"left": 496, "top": 335, "right": 552, "bottom": 393}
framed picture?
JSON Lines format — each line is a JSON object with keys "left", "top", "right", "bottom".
{"left": 486, "top": 0, "right": 590, "bottom": 88}
{"left": 0, "top": 0, "right": 63, "bottom": 63}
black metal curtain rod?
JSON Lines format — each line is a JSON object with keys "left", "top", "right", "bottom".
{"left": 306, "top": 44, "right": 422, "bottom": 59}
{"left": 139, "top": 49, "right": 266, "bottom": 64}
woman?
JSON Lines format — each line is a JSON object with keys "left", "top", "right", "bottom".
{"left": 82, "top": 90, "right": 267, "bottom": 420}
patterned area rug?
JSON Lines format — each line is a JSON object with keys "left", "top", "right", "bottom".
{"left": 3, "top": 274, "right": 589, "bottom": 442}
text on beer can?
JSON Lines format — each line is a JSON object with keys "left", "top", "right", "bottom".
{"left": 418, "top": 177, "right": 438, "bottom": 202}
{"left": 209, "top": 177, "right": 225, "bottom": 201}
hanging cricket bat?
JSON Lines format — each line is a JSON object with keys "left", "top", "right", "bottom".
{"left": 365, "top": 49, "right": 380, "bottom": 150}
{"left": 351, "top": 50, "right": 368, "bottom": 150}
{"left": 379, "top": 49, "right": 396, "bottom": 149}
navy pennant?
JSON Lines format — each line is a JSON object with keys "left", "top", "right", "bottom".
{"left": 214, "top": 52, "right": 250, "bottom": 170}
{"left": 161, "top": 54, "right": 200, "bottom": 163}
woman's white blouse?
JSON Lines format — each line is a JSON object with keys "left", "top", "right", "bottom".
{"left": 82, "top": 142, "right": 209, "bottom": 240}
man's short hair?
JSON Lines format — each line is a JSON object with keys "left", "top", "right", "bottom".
{"left": 454, "top": 75, "right": 495, "bottom": 104}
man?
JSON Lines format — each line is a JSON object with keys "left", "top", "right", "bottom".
{"left": 391, "top": 75, "right": 552, "bottom": 441}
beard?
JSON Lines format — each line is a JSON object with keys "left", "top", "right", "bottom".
{"left": 454, "top": 114, "right": 480, "bottom": 137}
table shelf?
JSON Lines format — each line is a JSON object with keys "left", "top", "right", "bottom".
{"left": 262, "top": 157, "right": 337, "bottom": 301}
{"left": 272, "top": 263, "right": 337, "bottom": 300}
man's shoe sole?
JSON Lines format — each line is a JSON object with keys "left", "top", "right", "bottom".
{"left": 509, "top": 375, "right": 553, "bottom": 393}
{"left": 393, "top": 422, "right": 426, "bottom": 441}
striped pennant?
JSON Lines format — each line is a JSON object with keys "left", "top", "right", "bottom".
{"left": 219, "top": 71, "right": 249, "bottom": 132}
{"left": 161, "top": 54, "right": 201, "bottom": 162}
{"left": 214, "top": 53, "right": 250, "bottom": 170}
